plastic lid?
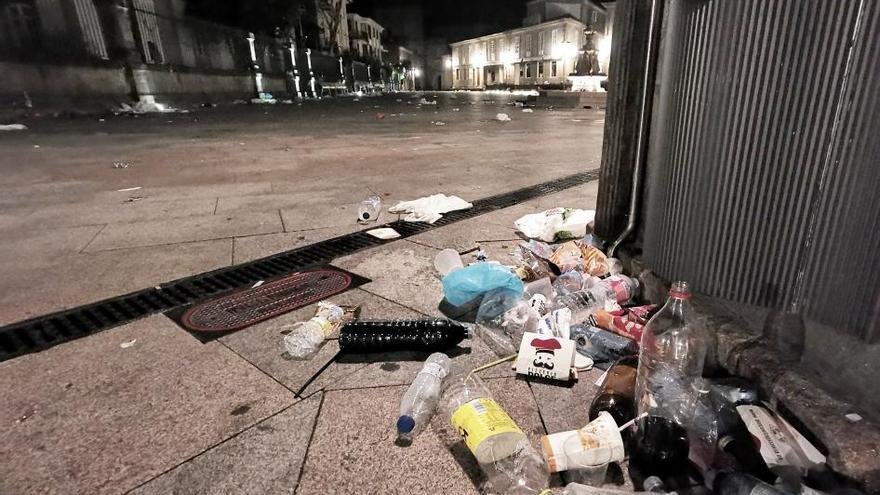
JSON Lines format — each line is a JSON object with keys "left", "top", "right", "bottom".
{"left": 396, "top": 415, "right": 415, "bottom": 433}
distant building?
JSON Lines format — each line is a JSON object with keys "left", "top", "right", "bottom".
{"left": 386, "top": 45, "right": 414, "bottom": 66}
{"left": 450, "top": 17, "right": 586, "bottom": 90}
{"left": 315, "top": 0, "right": 351, "bottom": 56}
{"left": 347, "top": 13, "right": 384, "bottom": 64}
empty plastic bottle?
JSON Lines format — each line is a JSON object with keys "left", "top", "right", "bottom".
{"left": 563, "top": 476, "right": 671, "bottom": 495}
{"left": 555, "top": 289, "right": 606, "bottom": 325}
{"left": 396, "top": 353, "right": 451, "bottom": 443}
{"left": 282, "top": 302, "right": 344, "bottom": 359}
{"left": 358, "top": 195, "right": 382, "bottom": 223}
{"left": 442, "top": 374, "right": 549, "bottom": 494}
{"left": 553, "top": 271, "right": 585, "bottom": 296}
{"left": 475, "top": 289, "right": 538, "bottom": 357}
{"left": 338, "top": 319, "right": 470, "bottom": 353}
{"left": 707, "top": 471, "right": 786, "bottom": 495}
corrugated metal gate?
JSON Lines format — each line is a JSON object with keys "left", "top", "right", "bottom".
{"left": 625, "top": 0, "right": 878, "bottom": 342}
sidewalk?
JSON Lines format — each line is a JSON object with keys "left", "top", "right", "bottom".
{"left": 0, "top": 181, "right": 601, "bottom": 494}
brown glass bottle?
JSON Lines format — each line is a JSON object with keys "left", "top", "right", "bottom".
{"left": 588, "top": 355, "right": 638, "bottom": 427}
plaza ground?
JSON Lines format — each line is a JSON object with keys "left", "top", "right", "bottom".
{"left": 0, "top": 92, "right": 607, "bottom": 494}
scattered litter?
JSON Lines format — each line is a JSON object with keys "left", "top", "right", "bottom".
{"left": 358, "top": 195, "right": 382, "bottom": 223}
{"left": 281, "top": 99, "right": 294, "bottom": 104}
{"left": 117, "top": 186, "right": 142, "bottom": 192}
{"left": 419, "top": 98, "right": 438, "bottom": 105}
{"left": 433, "top": 121, "right": 447, "bottom": 126}
{"left": 495, "top": 113, "right": 511, "bottom": 122}
{"left": 116, "top": 100, "right": 182, "bottom": 114}
{"left": 0, "top": 124, "right": 27, "bottom": 131}
{"left": 522, "top": 108, "right": 534, "bottom": 113}
{"left": 376, "top": 112, "right": 386, "bottom": 120}
{"left": 353, "top": 98, "right": 361, "bottom": 102}
{"left": 452, "top": 108, "right": 461, "bottom": 112}
{"left": 388, "top": 194, "right": 473, "bottom": 224}
{"left": 366, "top": 227, "right": 401, "bottom": 240}
{"left": 515, "top": 207, "right": 596, "bottom": 242}
{"left": 846, "top": 413, "right": 863, "bottom": 423}
{"left": 98, "top": 118, "right": 105, "bottom": 122}
{"left": 252, "top": 280, "right": 265, "bottom": 288}
{"left": 251, "top": 93, "right": 276, "bottom": 104}
{"left": 120, "top": 339, "right": 137, "bottom": 349}
{"left": 112, "top": 161, "right": 131, "bottom": 169}
{"left": 232, "top": 99, "right": 247, "bottom": 104}
{"left": 123, "top": 196, "right": 144, "bottom": 203}
{"left": 397, "top": 353, "right": 450, "bottom": 442}
{"left": 396, "top": 99, "right": 403, "bottom": 102}
{"left": 33, "top": 145, "right": 40, "bottom": 149}
{"left": 283, "top": 302, "right": 346, "bottom": 359}
{"left": 339, "top": 319, "right": 468, "bottom": 353}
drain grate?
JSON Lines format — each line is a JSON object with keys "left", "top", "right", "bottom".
{"left": 0, "top": 170, "right": 598, "bottom": 362}
{"left": 179, "top": 268, "right": 365, "bottom": 334}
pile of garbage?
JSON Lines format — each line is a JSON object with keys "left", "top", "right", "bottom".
{"left": 279, "top": 205, "right": 859, "bottom": 495}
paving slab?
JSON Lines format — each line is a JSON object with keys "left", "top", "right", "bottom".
{"left": 296, "top": 377, "right": 545, "bottom": 495}
{"left": 219, "top": 288, "right": 423, "bottom": 394}
{"left": 406, "top": 215, "right": 523, "bottom": 253}
{"left": 0, "top": 238, "right": 232, "bottom": 326}
{"left": 333, "top": 241, "right": 445, "bottom": 317}
{"left": 85, "top": 211, "right": 282, "bottom": 252}
{"left": 280, "top": 201, "right": 367, "bottom": 232}
{"left": 0, "top": 224, "right": 104, "bottom": 259}
{"left": 19, "top": 197, "right": 217, "bottom": 230}
{"left": 130, "top": 393, "right": 323, "bottom": 495}
{"left": 0, "top": 315, "right": 295, "bottom": 495}
{"left": 232, "top": 225, "right": 359, "bottom": 264}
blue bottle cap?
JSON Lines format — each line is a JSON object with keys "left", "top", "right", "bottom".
{"left": 396, "top": 415, "right": 415, "bottom": 433}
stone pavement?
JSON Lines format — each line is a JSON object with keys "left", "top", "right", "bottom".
{"left": 0, "top": 94, "right": 610, "bottom": 494}
{"left": 0, "top": 182, "right": 603, "bottom": 495}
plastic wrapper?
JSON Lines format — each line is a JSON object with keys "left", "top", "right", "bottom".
{"left": 442, "top": 263, "right": 524, "bottom": 306}
{"left": 548, "top": 241, "right": 609, "bottom": 277}
{"left": 475, "top": 289, "right": 539, "bottom": 357}
{"left": 515, "top": 242, "right": 555, "bottom": 281}
{"left": 569, "top": 325, "right": 639, "bottom": 367}
{"left": 514, "top": 208, "right": 596, "bottom": 243}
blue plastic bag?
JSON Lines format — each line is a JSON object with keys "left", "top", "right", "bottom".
{"left": 441, "top": 263, "right": 524, "bottom": 307}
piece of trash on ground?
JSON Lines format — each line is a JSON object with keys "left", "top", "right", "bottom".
{"left": 120, "top": 339, "right": 137, "bottom": 349}
{"left": 433, "top": 121, "right": 447, "bottom": 126}
{"left": 123, "top": 196, "right": 144, "bottom": 203}
{"left": 252, "top": 280, "right": 264, "bottom": 288}
{"left": 117, "top": 186, "right": 142, "bottom": 192}
{"left": 515, "top": 207, "right": 596, "bottom": 242}
{"left": 388, "top": 193, "right": 472, "bottom": 224}
{"left": 0, "top": 124, "right": 27, "bottom": 131}
{"left": 495, "top": 113, "right": 511, "bottom": 122}
{"left": 366, "top": 227, "right": 400, "bottom": 239}
{"left": 845, "top": 413, "right": 863, "bottom": 423}
{"left": 358, "top": 195, "right": 382, "bottom": 223}
{"left": 113, "top": 161, "right": 132, "bottom": 169}
{"left": 522, "top": 108, "right": 534, "bottom": 113}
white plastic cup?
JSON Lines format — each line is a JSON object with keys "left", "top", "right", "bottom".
{"left": 434, "top": 249, "right": 464, "bottom": 276}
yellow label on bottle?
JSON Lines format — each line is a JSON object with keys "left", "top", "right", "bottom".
{"left": 450, "top": 398, "right": 523, "bottom": 456}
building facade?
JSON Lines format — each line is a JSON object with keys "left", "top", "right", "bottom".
{"left": 449, "top": 17, "right": 586, "bottom": 90}
{"left": 315, "top": 0, "right": 350, "bottom": 56}
{"left": 347, "top": 13, "right": 383, "bottom": 64}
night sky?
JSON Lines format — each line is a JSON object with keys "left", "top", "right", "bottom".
{"left": 352, "top": 0, "right": 529, "bottom": 42}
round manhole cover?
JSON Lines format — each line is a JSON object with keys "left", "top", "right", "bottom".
{"left": 182, "top": 269, "right": 353, "bottom": 332}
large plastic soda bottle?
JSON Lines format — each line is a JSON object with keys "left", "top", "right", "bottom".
{"left": 396, "top": 353, "right": 451, "bottom": 443}
{"left": 442, "top": 374, "right": 549, "bottom": 494}
{"left": 563, "top": 476, "right": 669, "bottom": 495}
{"left": 631, "top": 281, "right": 709, "bottom": 476}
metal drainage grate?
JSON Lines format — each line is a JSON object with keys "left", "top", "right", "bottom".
{"left": 180, "top": 268, "right": 361, "bottom": 334}
{"left": 0, "top": 169, "right": 599, "bottom": 362}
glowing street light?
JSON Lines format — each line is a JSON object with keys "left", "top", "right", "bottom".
{"left": 444, "top": 58, "right": 452, "bottom": 69}
{"left": 500, "top": 50, "right": 516, "bottom": 65}
{"left": 552, "top": 41, "right": 578, "bottom": 59}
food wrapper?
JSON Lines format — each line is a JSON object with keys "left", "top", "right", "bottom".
{"left": 579, "top": 242, "right": 609, "bottom": 277}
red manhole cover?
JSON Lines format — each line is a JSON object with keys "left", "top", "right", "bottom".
{"left": 181, "top": 269, "right": 354, "bottom": 332}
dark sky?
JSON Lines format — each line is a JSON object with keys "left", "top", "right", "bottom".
{"left": 351, "top": 0, "right": 528, "bottom": 42}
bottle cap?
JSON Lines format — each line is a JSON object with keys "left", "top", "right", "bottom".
{"left": 396, "top": 415, "right": 415, "bottom": 433}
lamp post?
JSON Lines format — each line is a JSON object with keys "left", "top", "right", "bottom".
{"left": 411, "top": 68, "right": 420, "bottom": 91}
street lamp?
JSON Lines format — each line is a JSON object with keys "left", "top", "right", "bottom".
{"left": 411, "top": 68, "right": 421, "bottom": 90}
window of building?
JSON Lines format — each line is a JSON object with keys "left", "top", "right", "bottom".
{"left": 519, "top": 64, "right": 524, "bottom": 77}
{"left": 551, "top": 60, "right": 557, "bottom": 77}
{"left": 489, "top": 40, "right": 496, "bottom": 61}
{"left": 514, "top": 36, "right": 520, "bottom": 57}
{"left": 525, "top": 62, "right": 532, "bottom": 78}
{"left": 538, "top": 31, "right": 545, "bottom": 56}
{"left": 538, "top": 61, "right": 544, "bottom": 77}
{"left": 551, "top": 28, "right": 559, "bottom": 46}
{"left": 524, "top": 33, "right": 532, "bottom": 57}
{"left": 499, "top": 39, "right": 506, "bottom": 58}
{"left": 455, "top": 68, "right": 460, "bottom": 80}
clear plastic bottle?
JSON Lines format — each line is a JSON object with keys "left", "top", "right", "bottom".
{"left": 396, "top": 353, "right": 451, "bottom": 443}
{"left": 442, "top": 374, "right": 549, "bottom": 494}
{"left": 708, "top": 471, "right": 787, "bottom": 495}
{"left": 555, "top": 289, "right": 608, "bottom": 326}
{"left": 553, "top": 271, "right": 585, "bottom": 296}
{"left": 562, "top": 476, "right": 670, "bottom": 494}
{"left": 282, "top": 302, "right": 344, "bottom": 359}
{"left": 358, "top": 195, "right": 382, "bottom": 223}
{"left": 475, "top": 295, "right": 539, "bottom": 357}
{"left": 635, "top": 280, "right": 709, "bottom": 424}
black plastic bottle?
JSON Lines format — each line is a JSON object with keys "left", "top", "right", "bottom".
{"left": 338, "top": 319, "right": 470, "bottom": 353}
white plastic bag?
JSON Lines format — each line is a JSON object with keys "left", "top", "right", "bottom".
{"left": 514, "top": 208, "right": 596, "bottom": 242}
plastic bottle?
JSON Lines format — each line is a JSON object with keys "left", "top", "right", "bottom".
{"left": 635, "top": 280, "right": 708, "bottom": 423}
{"left": 434, "top": 248, "right": 464, "bottom": 276}
{"left": 588, "top": 355, "right": 639, "bottom": 429}
{"left": 632, "top": 280, "right": 709, "bottom": 476}
{"left": 358, "top": 195, "right": 382, "bottom": 223}
{"left": 338, "top": 319, "right": 470, "bottom": 353}
{"left": 553, "top": 270, "right": 585, "bottom": 296}
{"left": 563, "top": 476, "right": 670, "bottom": 494}
{"left": 282, "top": 302, "right": 344, "bottom": 359}
{"left": 708, "top": 471, "right": 787, "bottom": 495}
{"left": 442, "top": 374, "right": 549, "bottom": 494}
{"left": 396, "top": 353, "right": 451, "bottom": 443}
{"left": 570, "top": 325, "right": 639, "bottom": 365}
{"left": 555, "top": 289, "right": 607, "bottom": 325}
